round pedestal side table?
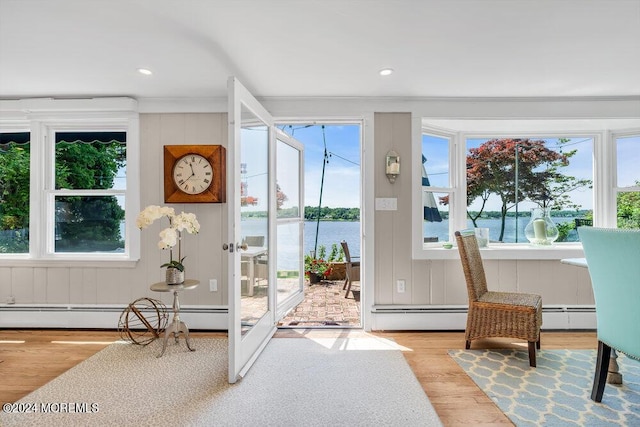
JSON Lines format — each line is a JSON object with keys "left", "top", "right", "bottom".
{"left": 150, "top": 279, "right": 199, "bottom": 358}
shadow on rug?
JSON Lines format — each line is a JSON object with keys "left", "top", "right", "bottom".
{"left": 449, "top": 349, "right": 640, "bottom": 426}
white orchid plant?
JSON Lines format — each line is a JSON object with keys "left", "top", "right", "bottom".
{"left": 136, "top": 205, "right": 200, "bottom": 272}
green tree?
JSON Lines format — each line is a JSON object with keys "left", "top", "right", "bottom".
{"left": 276, "top": 183, "right": 287, "bottom": 210}
{"left": 527, "top": 138, "right": 592, "bottom": 211}
{"left": 0, "top": 143, "right": 30, "bottom": 252}
{"left": 465, "top": 138, "right": 569, "bottom": 241}
{"left": 54, "top": 140, "right": 125, "bottom": 251}
{"left": 617, "top": 181, "right": 640, "bottom": 229}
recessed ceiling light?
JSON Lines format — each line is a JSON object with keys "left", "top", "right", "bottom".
{"left": 137, "top": 68, "right": 153, "bottom": 76}
{"left": 379, "top": 68, "right": 394, "bottom": 76}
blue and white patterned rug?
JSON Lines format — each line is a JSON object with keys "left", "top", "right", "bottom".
{"left": 449, "top": 349, "right": 640, "bottom": 426}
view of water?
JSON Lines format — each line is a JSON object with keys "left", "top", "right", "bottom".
{"left": 241, "top": 215, "right": 582, "bottom": 270}
{"left": 425, "top": 216, "right": 581, "bottom": 244}
{"left": 242, "top": 220, "right": 360, "bottom": 270}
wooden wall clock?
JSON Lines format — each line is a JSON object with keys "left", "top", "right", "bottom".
{"left": 163, "top": 145, "right": 226, "bottom": 203}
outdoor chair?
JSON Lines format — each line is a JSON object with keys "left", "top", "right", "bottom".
{"left": 243, "top": 235, "right": 265, "bottom": 247}
{"left": 340, "top": 240, "right": 360, "bottom": 299}
{"left": 455, "top": 231, "right": 543, "bottom": 367}
{"left": 578, "top": 227, "right": 640, "bottom": 402}
{"left": 242, "top": 235, "right": 267, "bottom": 283}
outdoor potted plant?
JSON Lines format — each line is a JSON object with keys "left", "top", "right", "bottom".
{"left": 304, "top": 245, "right": 333, "bottom": 284}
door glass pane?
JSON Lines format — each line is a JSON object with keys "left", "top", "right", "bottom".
{"left": 276, "top": 140, "right": 300, "bottom": 218}
{"left": 276, "top": 221, "right": 302, "bottom": 305}
{"left": 0, "top": 132, "right": 30, "bottom": 253}
{"left": 240, "top": 105, "right": 269, "bottom": 335}
{"left": 276, "top": 137, "right": 303, "bottom": 304}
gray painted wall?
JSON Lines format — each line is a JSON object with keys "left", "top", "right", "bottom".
{"left": 0, "top": 110, "right": 598, "bottom": 328}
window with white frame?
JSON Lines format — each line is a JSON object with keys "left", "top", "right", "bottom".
{"left": 421, "top": 131, "right": 453, "bottom": 244}
{"left": 0, "top": 131, "right": 30, "bottom": 253}
{"left": 614, "top": 132, "right": 640, "bottom": 229}
{"left": 463, "top": 135, "right": 593, "bottom": 244}
{"left": 418, "top": 123, "right": 639, "bottom": 256}
{"left": 50, "top": 129, "right": 127, "bottom": 254}
{"left": 0, "top": 101, "right": 139, "bottom": 263}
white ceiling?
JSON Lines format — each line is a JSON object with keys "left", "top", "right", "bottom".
{"left": 1, "top": 0, "right": 639, "bottom": 100}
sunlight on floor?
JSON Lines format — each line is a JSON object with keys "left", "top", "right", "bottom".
{"left": 0, "top": 340, "right": 25, "bottom": 344}
{"left": 307, "top": 336, "right": 413, "bottom": 352}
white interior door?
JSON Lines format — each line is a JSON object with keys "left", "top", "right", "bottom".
{"left": 227, "top": 78, "right": 306, "bottom": 383}
{"left": 227, "top": 77, "right": 276, "bottom": 383}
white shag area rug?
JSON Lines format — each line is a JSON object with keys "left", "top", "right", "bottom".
{"left": 1, "top": 337, "right": 441, "bottom": 426}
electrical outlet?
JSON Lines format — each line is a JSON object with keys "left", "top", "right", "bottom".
{"left": 397, "top": 280, "right": 406, "bottom": 293}
{"left": 209, "top": 279, "right": 217, "bottom": 292}
{"left": 6, "top": 295, "right": 15, "bottom": 304}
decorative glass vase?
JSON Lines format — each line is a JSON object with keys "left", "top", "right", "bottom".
{"left": 165, "top": 267, "right": 185, "bottom": 285}
{"left": 524, "top": 207, "right": 559, "bottom": 246}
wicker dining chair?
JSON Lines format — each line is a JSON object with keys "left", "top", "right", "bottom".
{"left": 454, "top": 231, "right": 543, "bottom": 367}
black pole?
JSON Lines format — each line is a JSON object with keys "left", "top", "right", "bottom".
{"left": 314, "top": 125, "right": 328, "bottom": 255}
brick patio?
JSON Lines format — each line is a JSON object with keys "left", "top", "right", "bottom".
{"left": 278, "top": 278, "right": 360, "bottom": 327}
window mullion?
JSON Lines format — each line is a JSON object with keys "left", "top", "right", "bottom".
{"left": 595, "top": 131, "right": 616, "bottom": 227}
{"left": 29, "top": 121, "right": 47, "bottom": 258}
{"left": 453, "top": 131, "right": 467, "bottom": 234}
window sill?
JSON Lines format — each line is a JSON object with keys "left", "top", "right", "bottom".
{"left": 0, "top": 257, "right": 139, "bottom": 268}
{"left": 418, "top": 243, "right": 585, "bottom": 260}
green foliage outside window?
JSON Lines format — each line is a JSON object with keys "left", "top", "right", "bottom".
{"left": 617, "top": 183, "right": 640, "bottom": 229}
{"left": 54, "top": 139, "right": 126, "bottom": 252}
{"left": 0, "top": 132, "right": 127, "bottom": 254}
{"left": 0, "top": 142, "right": 30, "bottom": 252}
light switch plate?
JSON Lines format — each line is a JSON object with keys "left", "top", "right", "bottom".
{"left": 375, "top": 197, "right": 397, "bottom": 211}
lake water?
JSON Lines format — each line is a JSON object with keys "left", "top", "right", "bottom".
{"left": 243, "top": 216, "right": 581, "bottom": 270}
{"left": 242, "top": 220, "right": 360, "bottom": 270}
{"left": 425, "top": 216, "right": 581, "bottom": 243}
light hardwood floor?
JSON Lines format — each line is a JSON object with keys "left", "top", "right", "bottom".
{"left": 0, "top": 329, "right": 596, "bottom": 426}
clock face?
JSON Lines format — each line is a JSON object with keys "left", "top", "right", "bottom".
{"left": 172, "top": 154, "right": 214, "bottom": 195}
{"left": 164, "top": 145, "right": 226, "bottom": 203}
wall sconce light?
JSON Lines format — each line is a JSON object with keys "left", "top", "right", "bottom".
{"left": 386, "top": 150, "right": 400, "bottom": 183}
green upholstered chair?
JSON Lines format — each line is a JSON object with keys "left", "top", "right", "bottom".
{"left": 578, "top": 227, "right": 640, "bottom": 402}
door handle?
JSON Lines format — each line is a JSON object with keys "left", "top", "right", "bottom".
{"left": 222, "top": 242, "right": 248, "bottom": 252}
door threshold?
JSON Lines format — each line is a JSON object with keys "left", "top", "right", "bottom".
{"left": 277, "top": 324, "right": 362, "bottom": 329}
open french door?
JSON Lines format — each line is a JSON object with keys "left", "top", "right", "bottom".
{"left": 227, "top": 77, "right": 304, "bottom": 383}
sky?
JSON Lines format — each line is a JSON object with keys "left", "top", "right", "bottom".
{"left": 238, "top": 123, "right": 361, "bottom": 211}
{"left": 279, "top": 124, "right": 361, "bottom": 209}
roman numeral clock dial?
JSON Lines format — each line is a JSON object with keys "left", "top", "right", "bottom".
{"left": 163, "top": 145, "right": 226, "bottom": 203}
{"left": 173, "top": 154, "right": 212, "bottom": 194}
